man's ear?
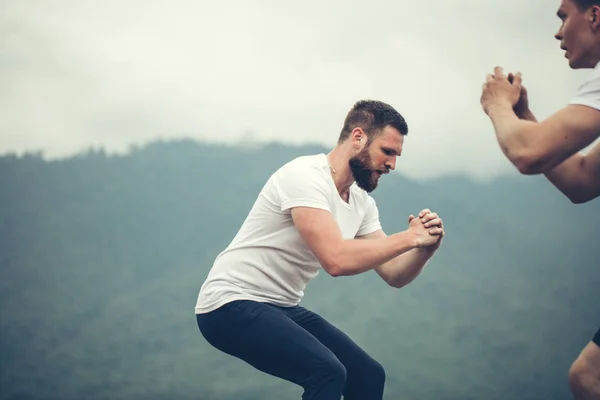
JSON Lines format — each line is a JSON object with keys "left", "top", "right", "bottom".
{"left": 591, "top": 6, "right": 600, "bottom": 30}
{"left": 350, "top": 128, "right": 366, "bottom": 148}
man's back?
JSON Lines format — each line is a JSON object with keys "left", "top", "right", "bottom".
{"left": 195, "top": 153, "right": 381, "bottom": 314}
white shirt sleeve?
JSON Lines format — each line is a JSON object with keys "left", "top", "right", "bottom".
{"left": 275, "top": 164, "right": 332, "bottom": 213}
{"left": 569, "top": 74, "right": 600, "bottom": 111}
{"left": 356, "top": 195, "right": 382, "bottom": 237}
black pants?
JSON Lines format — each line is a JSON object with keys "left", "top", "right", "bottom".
{"left": 196, "top": 300, "right": 386, "bottom": 400}
{"left": 594, "top": 327, "right": 600, "bottom": 346}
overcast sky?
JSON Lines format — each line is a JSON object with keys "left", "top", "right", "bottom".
{"left": 1, "top": 0, "right": 596, "bottom": 180}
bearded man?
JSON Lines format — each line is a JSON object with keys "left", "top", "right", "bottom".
{"left": 195, "top": 99, "right": 445, "bottom": 400}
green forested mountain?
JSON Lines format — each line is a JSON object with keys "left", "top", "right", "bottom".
{"left": 1, "top": 139, "right": 599, "bottom": 400}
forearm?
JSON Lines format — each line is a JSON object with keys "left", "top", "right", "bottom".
{"left": 544, "top": 153, "right": 594, "bottom": 203}
{"left": 332, "top": 231, "right": 417, "bottom": 277}
{"left": 487, "top": 103, "right": 538, "bottom": 165}
{"left": 381, "top": 248, "right": 433, "bottom": 288}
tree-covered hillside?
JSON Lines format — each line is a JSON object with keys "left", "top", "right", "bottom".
{"left": 1, "top": 140, "right": 598, "bottom": 400}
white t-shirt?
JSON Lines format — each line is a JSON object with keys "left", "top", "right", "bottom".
{"left": 569, "top": 61, "right": 600, "bottom": 110}
{"left": 195, "top": 153, "right": 382, "bottom": 314}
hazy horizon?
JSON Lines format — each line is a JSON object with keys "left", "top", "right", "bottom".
{"left": 3, "top": 0, "right": 599, "bottom": 182}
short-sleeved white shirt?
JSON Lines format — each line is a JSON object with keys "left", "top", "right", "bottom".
{"left": 195, "top": 153, "right": 382, "bottom": 314}
{"left": 569, "top": 61, "right": 600, "bottom": 111}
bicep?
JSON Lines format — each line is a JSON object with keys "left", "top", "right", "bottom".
{"left": 529, "top": 105, "right": 600, "bottom": 172}
{"left": 290, "top": 207, "right": 345, "bottom": 273}
{"left": 583, "top": 142, "right": 600, "bottom": 199}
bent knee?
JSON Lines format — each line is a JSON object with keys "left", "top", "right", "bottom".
{"left": 318, "top": 357, "right": 347, "bottom": 383}
{"left": 361, "top": 357, "right": 386, "bottom": 387}
{"left": 333, "top": 360, "right": 348, "bottom": 382}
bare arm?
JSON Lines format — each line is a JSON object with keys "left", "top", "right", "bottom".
{"left": 544, "top": 142, "right": 600, "bottom": 203}
{"left": 510, "top": 88, "right": 600, "bottom": 203}
{"left": 482, "top": 69, "right": 600, "bottom": 175}
{"left": 291, "top": 207, "right": 416, "bottom": 277}
{"left": 290, "top": 207, "right": 441, "bottom": 278}
{"left": 359, "top": 229, "right": 434, "bottom": 288}
{"left": 486, "top": 103, "right": 600, "bottom": 175}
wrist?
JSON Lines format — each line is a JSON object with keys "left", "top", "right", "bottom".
{"left": 487, "top": 101, "right": 515, "bottom": 119}
{"left": 404, "top": 230, "right": 420, "bottom": 249}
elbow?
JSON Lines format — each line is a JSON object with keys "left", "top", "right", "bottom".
{"left": 322, "top": 259, "right": 344, "bottom": 278}
{"left": 321, "top": 246, "right": 355, "bottom": 277}
{"left": 569, "top": 196, "right": 588, "bottom": 204}
{"left": 515, "top": 161, "right": 538, "bottom": 175}
{"left": 566, "top": 190, "right": 596, "bottom": 204}
{"left": 384, "top": 269, "right": 409, "bottom": 288}
{"left": 512, "top": 152, "right": 551, "bottom": 175}
{"left": 513, "top": 155, "right": 542, "bottom": 175}
{"left": 387, "top": 280, "right": 406, "bottom": 289}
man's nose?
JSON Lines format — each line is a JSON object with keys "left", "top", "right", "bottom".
{"left": 386, "top": 158, "right": 396, "bottom": 171}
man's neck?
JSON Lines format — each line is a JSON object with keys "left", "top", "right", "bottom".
{"left": 327, "top": 146, "right": 356, "bottom": 200}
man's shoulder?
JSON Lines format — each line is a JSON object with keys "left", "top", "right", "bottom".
{"left": 568, "top": 66, "right": 600, "bottom": 112}
{"left": 263, "top": 153, "right": 334, "bottom": 211}
{"left": 572, "top": 64, "right": 600, "bottom": 96}
{"left": 283, "top": 153, "right": 327, "bottom": 168}
{"left": 276, "top": 153, "right": 329, "bottom": 177}
{"left": 261, "top": 153, "right": 331, "bottom": 196}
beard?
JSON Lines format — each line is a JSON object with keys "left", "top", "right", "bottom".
{"left": 348, "top": 146, "right": 381, "bottom": 192}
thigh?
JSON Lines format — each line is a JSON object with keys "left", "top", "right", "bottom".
{"left": 284, "top": 306, "right": 379, "bottom": 375}
{"left": 197, "top": 300, "right": 341, "bottom": 386}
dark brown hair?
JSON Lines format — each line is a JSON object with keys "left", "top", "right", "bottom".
{"left": 572, "top": 0, "right": 600, "bottom": 11}
{"left": 337, "top": 100, "right": 408, "bottom": 145}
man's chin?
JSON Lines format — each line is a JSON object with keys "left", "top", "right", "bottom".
{"left": 356, "top": 179, "right": 378, "bottom": 193}
{"left": 568, "top": 56, "right": 593, "bottom": 69}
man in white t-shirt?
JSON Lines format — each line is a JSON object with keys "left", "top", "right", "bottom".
{"left": 480, "top": 1, "right": 600, "bottom": 398}
{"left": 195, "top": 99, "right": 446, "bottom": 400}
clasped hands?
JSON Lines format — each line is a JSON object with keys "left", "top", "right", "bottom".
{"left": 480, "top": 66, "right": 529, "bottom": 118}
{"left": 408, "top": 208, "right": 445, "bottom": 251}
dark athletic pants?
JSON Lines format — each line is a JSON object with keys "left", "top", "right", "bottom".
{"left": 196, "top": 300, "right": 386, "bottom": 400}
{"left": 594, "top": 327, "right": 600, "bottom": 347}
